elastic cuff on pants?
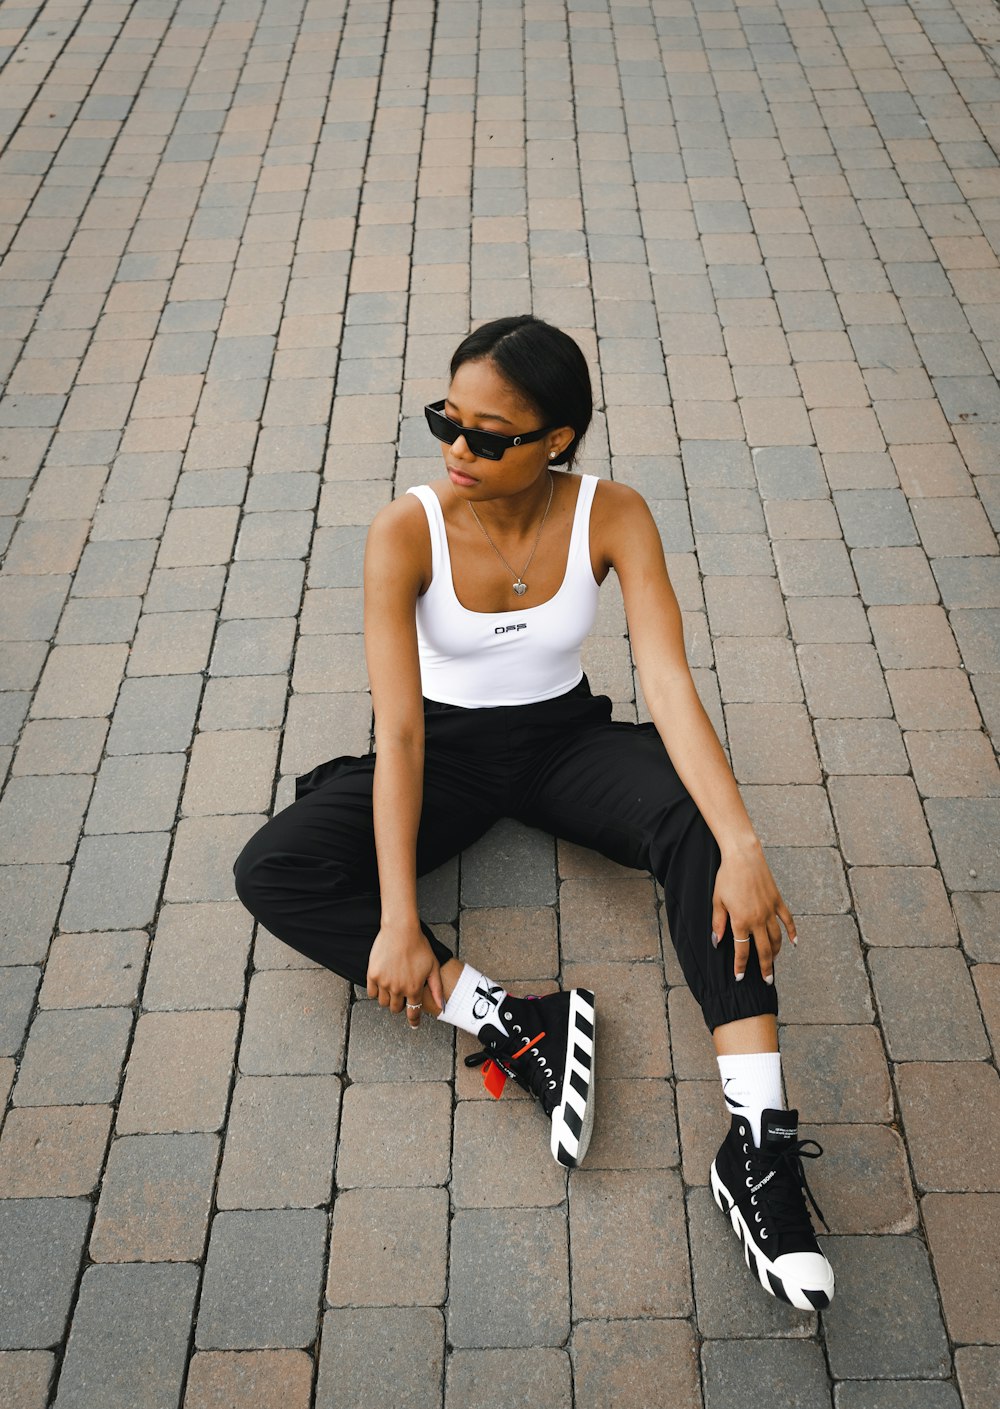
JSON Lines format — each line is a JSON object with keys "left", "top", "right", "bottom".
{"left": 704, "top": 977, "right": 779, "bottom": 1033}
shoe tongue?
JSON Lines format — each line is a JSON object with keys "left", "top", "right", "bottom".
{"left": 761, "top": 1108, "right": 799, "bottom": 1151}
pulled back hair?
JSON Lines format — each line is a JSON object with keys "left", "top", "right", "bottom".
{"left": 449, "top": 315, "right": 593, "bottom": 470}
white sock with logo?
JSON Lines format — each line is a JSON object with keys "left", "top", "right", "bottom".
{"left": 717, "top": 1052, "right": 784, "bottom": 1147}
{"left": 437, "top": 963, "right": 509, "bottom": 1039}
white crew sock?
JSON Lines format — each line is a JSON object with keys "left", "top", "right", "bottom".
{"left": 436, "top": 963, "right": 509, "bottom": 1039}
{"left": 717, "top": 1051, "right": 784, "bottom": 1147}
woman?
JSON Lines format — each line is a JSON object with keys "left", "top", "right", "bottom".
{"left": 233, "top": 314, "right": 834, "bottom": 1312}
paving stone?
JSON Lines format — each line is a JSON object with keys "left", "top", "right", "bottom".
{"left": 895, "top": 1063, "right": 1000, "bottom": 1193}
{"left": 852, "top": 547, "right": 940, "bottom": 605}
{"left": 868, "top": 605, "right": 960, "bottom": 669}
{"left": 0, "top": 577, "right": 71, "bottom": 642}
{"left": 60, "top": 832, "right": 171, "bottom": 931}
{"left": 870, "top": 948, "right": 989, "bottom": 1061}
{"left": 460, "top": 818, "right": 556, "bottom": 907}
{"left": 564, "top": 960, "right": 671, "bottom": 1079}
{"left": 0, "top": 775, "right": 93, "bottom": 864}
{"left": 774, "top": 539, "right": 856, "bottom": 597}
{"left": 934, "top": 557, "right": 1000, "bottom": 610}
{"left": 850, "top": 867, "right": 958, "bottom": 947}
{"left": 90, "top": 1133, "right": 219, "bottom": 1262}
{"left": 239, "top": 969, "right": 348, "bottom": 1076}
{"left": 885, "top": 668, "right": 981, "bottom": 732}
{"left": 85, "top": 753, "right": 186, "bottom": 834}
{"left": 815, "top": 718, "right": 909, "bottom": 775}
{"left": 38, "top": 929, "right": 147, "bottom": 1008}
{"left": 955, "top": 1347, "right": 1000, "bottom": 1409}
{"left": 220, "top": 560, "right": 305, "bottom": 620}
{"left": 445, "top": 1348, "right": 571, "bottom": 1409}
{"left": 197, "top": 1209, "right": 329, "bottom": 1350}
{"left": 128, "top": 610, "right": 217, "bottom": 677}
{"left": 701, "top": 1339, "right": 831, "bottom": 1409}
{"left": 788, "top": 594, "right": 873, "bottom": 645}
{"left": 448, "top": 1208, "right": 568, "bottom": 1349}
{"left": 0, "top": 1352, "right": 55, "bottom": 1409}
{"left": 0, "top": 1106, "right": 112, "bottom": 1198}
{"left": 117, "top": 1011, "right": 238, "bottom": 1134}
{"left": 346, "top": 996, "right": 454, "bottom": 1083}
{"left": 217, "top": 1075, "right": 341, "bottom": 1210}
{"left": 715, "top": 637, "right": 802, "bottom": 703}
{"left": 182, "top": 729, "right": 279, "bottom": 817}
{"left": 822, "top": 1235, "right": 950, "bottom": 1380}
{"left": 30, "top": 642, "right": 128, "bottom": 718}
{"left": 198, "top": 676, "right": 288, "bottom": 732}
{"left": 183, "top": 1351, "right": 314, "bottom": 1409}
{"left": 453, "top": 1098, "right": 567, "bottom": 1208}
{"left": 781, "top": 1024, "right": 892, "bottom": 1123}
{"left": 164, "top": 814, "right": 263, "bottom": 904}
{"left": 835, "top": 1384, "right": 960, "bottom": 1409}
{"left": 925, "top": 799, "right": 1000, "bottom": 891}
{"left": 953, "top": 892, "right": 1000, "bottom": 963}
{"left": 906, "top": 729, "right": 999, "bottom": 799}
{"left": 572, "top": 1319, "right": 701, "bottom": 1409}
{"left": 12, "top": 719, "right": 108, "bottom": 777}
{"left": 210, "top": 618, "right": 296, "bottom": 676}
{"left": 808, "top": 1123, "right": 917, "bottom": 1235}
{"left": 828, "top": 776, "right": 934, "bottom": 866}
{"left": 950, "top": 609, "right": 1000, "bottom": 674}
{"left": 559, "top": 875, "right": 660, "bottom": 962}
{"left": 0, "top": 1198, "right": 90, "bottom": 1350}
{"left": 0, "top": 864, "right": 67, "bottom": 965}
{"left": 777, "top": 915, "right": 874, "bottom": 1024}
{"left": 143, "top": 902, "right": 250, "bottom": 1011}
{"left": 337, "top": 1081, "right": 451, "bottom": 1189}
{"left": 316, "top": 1308, "right": 444, "bottom": 1409}
{"left": 834, "top": 488, "right": 918, "bottom": 549}
{"left": 14, "top": 1008, "right": 132, "bottom": 1107}
{"left": 456, "top": 905, "right": 558, "bottom": 981}
{"left": 797, "top": 643, "right": 891, "bottom": 718}
{"left": 922, "top": 1194, "right": 1000, "bottom": 1346}
{"left": 325, "top": 1185, "right": 448, "bottom": 1307}
{"left": 105, "top": 675, "right": 202, "bottom": 755}
{"left": 725, "top": 703, "right": 821, "bottom": 784}
{"left": 55, "top": 1263, "right": 199, "bottom": 1409}
{"left": 571, "top": 1167, "right": 690, "bottom": 1319}
{"left": 703, "top": 575, "right": 788, "bottom": 637}
{"left": 766, "top": 846, "right": 850, "bottom": 916}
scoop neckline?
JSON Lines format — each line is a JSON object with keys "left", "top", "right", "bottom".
{"left": 424, "top": 474, "right": 593, "bottom": 618}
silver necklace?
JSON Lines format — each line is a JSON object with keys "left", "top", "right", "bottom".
{"left": 466, "top": 471, "right": 555, "bottom": 597}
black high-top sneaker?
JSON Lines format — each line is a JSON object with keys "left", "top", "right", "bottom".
{"left": 465, "top": 989, "right": 596, "bottom": 1168}
{"left": 710, "top": 1108, "right": 835, "bottom": 1311}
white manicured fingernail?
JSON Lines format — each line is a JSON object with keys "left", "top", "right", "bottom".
{"left": 764, "top": 974, "right": 774, "bottom": 985}
{"left": 735, "top": 972, "right": 744, "bottom": 982}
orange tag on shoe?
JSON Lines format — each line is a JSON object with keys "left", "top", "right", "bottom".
{"left": 482, "top": 1059, "right": 507, "bottom": 1099}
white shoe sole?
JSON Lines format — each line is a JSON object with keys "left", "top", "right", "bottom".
{"left": 711, "top": 1159, "right": 835, "bottom": 1311}
{"left": 550, "top": 988, "right": 596, "bottom": 1168}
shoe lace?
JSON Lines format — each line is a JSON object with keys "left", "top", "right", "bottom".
{"left": 751, "top": 1137, "right": 827, "bottom": 1238}
{"left": 465, "top": 1028, "right": 555, "bottom": 1108}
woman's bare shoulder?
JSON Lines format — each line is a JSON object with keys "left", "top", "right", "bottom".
{"left": 366, "top": 490, "right": 433, "bottom": 589}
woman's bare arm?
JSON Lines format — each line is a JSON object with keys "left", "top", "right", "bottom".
{"left": 599, "top": 482, "right": 796, "bottom": 979}
{"left": 363, "top": 498, "right": 444, "bottom": 1013}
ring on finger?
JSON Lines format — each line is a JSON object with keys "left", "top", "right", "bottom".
{"left": 405, "top": 1001, "right": 422, "bottom": 1011}
{"left": 733, "top": 936, "right": 751, "bottom": 944}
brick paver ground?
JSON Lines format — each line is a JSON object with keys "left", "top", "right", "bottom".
{"left": 1, "top": 0, "right": 998, "bottom": 1403}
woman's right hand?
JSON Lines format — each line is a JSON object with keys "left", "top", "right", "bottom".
{"left": 366, "top": 922, "right": 445, "bottom": 1027}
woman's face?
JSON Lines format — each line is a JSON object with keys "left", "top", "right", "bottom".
{"left": 440, "top": 357, "right": 573, "bottom": 497}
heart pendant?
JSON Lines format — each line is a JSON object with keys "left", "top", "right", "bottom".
{"left": 513, "top": 581, "right": 527, "bottom": 596}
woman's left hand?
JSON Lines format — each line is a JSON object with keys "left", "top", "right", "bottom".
{"left": 711, "top": 839, "right": 797, "bottom": 984}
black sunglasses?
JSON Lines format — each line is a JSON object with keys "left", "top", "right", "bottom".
{"left": 424, "top": 400, "right": 556, "bottom": 462}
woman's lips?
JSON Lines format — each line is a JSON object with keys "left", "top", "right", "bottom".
{"left": 447, "top": 466, "right": 478, "bottom": 487}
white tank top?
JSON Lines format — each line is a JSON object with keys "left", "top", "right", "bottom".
{"left": 406, "top": 475, "right": 601, "bottom": 708}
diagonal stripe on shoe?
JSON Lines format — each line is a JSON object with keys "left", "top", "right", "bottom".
{"left": 464, "top": 988, "right": 597, "bottom": 1168}
{"left": 710, "top": 1108, "right": 835, "bottom": 1312}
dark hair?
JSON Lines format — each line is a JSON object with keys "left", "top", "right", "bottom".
{"left": 449, "top": 315, "right": 593, "bottom": 469}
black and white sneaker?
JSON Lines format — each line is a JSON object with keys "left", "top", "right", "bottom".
{"left": 710, "top": 1108, "right": 835, "bottom": 1311}
{"left": 465, "top": 989, "right": 596, "bottom": 1168}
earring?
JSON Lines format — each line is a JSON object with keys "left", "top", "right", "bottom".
{"left": 549, "top": 452, "right": 556, "bottom": 459}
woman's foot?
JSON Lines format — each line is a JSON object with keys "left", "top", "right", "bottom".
{"left": 710, "top": 1107, "right": 835, "bottom": 1311}
{"left": 465, "top": 988, "right": 596, "bottom": 1168}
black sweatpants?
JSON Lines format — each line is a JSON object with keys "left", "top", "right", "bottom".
{"left": 232, "top": 676, "right": 778, "bottom": 1032}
